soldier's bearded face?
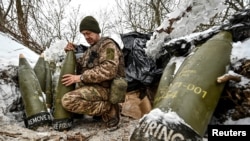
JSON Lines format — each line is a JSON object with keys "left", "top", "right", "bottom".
{"left": 81, "top": 30, "right": 100, "bottom": 45}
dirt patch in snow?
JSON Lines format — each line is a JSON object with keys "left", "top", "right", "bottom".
{"left": 0, "top": 115, "right": 139, "bottom": 141}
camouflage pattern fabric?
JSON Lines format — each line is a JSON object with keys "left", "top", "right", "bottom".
{"left": 76, "top": 37, "right": 125, "bottom": 83}
{"left": 61, "top": 37, "right": 125, "bottom": 116}
{"left": 61, "top": 84, "right": 111, "bottom": 116}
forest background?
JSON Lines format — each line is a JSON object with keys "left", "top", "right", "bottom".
{"left": 0, "top": 0, "right": 249, "bottom": 54}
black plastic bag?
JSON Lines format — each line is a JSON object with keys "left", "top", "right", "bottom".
{"left": 121, "top": 31, "right": 163, "bottom": 91}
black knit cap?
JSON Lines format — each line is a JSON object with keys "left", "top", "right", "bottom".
{"left": 79, "top": 16, "right": 101, "bottom": 33}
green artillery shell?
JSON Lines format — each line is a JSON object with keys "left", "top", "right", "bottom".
{"left": 130, "top": 31, "right": 232, "bottom": 140}
{"left": 49, "top": 61, "right": 56, "bottom": 75}
{"left": 18, "top": 54, "right": 52, "bottom": 129}
{"left": 153, "top": 61, "right": 176, "bottom": 106}
{"left": 34, "top": 53, "right": 46, "bottom": 92}
{"left": 45, "top": 60, "right": 53, "bottom": 109}
{"left": 53, "top": 50, "right": 76, "bottom": 131}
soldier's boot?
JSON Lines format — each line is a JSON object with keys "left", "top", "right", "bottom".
{"left": 102, "top": 103, "right": 120, "bottom": 131}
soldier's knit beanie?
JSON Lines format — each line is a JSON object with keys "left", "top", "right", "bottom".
{"left": 79, "top": 16, "right": 101, "bottom": 33}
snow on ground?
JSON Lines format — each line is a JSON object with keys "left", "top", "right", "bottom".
{"left": 0, "top": 32, "right": 38, "bottom": 67}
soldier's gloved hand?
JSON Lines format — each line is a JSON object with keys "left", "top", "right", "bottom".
{"left": 61, "top": 74, "right": 81, "bottom": 86}
{"left": 64, "top": 42, "right": 75, "bottom": 52}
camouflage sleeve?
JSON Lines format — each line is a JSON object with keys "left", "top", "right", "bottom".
{"left": 81, "top": 39, "right": 120, "bottom": 83}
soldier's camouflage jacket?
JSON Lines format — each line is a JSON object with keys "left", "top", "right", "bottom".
{"left": 76, "top": 37, "right": 125, "bottom": 87}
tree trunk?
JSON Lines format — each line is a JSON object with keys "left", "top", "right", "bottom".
{"left": 16, "top": 0, "right": 30, "bottom": 47}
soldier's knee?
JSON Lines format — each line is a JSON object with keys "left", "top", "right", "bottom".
{"left": 61, "top": 92, "right": 70, "bottom": 109}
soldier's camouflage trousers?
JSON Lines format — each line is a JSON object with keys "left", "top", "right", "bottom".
{"left": 61, "top": 84, "right": 112, "bottom": 116}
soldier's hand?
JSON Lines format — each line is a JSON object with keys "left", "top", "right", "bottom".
{"left": 64, "top": 42, "right": 75, "bottom": 52}
{"left": 62, "top": 74, "right": 81, "bottom": 86}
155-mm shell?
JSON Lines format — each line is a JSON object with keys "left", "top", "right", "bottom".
{"left": 18, "top": 54, "right": 52, "bottom": 129}
{"left": 130, "top": 31, "right": 233, "bottom": 141}
{"left": 52, "top": 50, "right": 76, "bottom": 131}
